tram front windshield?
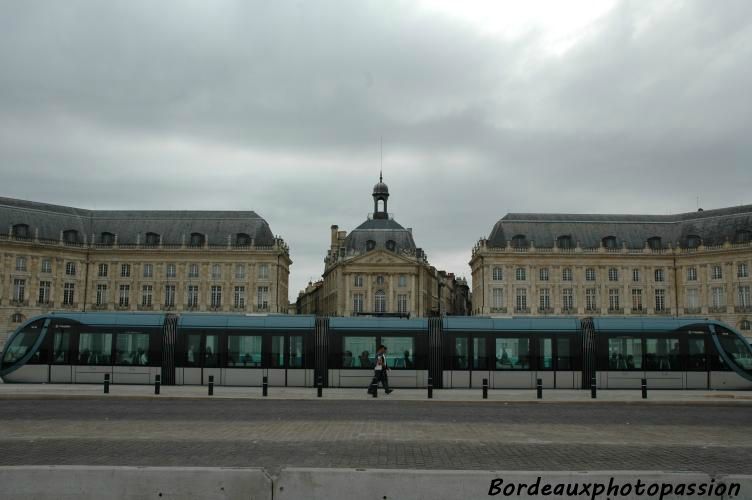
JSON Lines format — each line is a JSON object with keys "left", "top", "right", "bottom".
{"left": 1, "top": 320, "right": 45, "bottom": 369}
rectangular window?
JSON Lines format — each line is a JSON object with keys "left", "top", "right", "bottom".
{"left": 515, "top": 267, "right": 526, "bottom": 281}
{"left": 712, "top": 265, "right": 723, "bottom": 280}
{"left": 655, "top": 289, "right": 666, "bottom": 312}
{"left": 739, "top": 286, "right": 751, "bottom": 308}
{"left": 494, "top": 337, "right": 530, "bottom": 370}
{"left": 686, "top": 289, "right": 699, "bottom": 309}
{"left": 63, "top": 283, "right": 75, "bottom": 305}
{"left": 141, "top": 285, "right": 153, "bottom": 307}
{"left": 585, "top": 268, "right": 596, "bottom": 281}
{"left": 52, "top": 330, "right": 71, "bottom": 364}
{"left": 271, "top": 335, "right": 284, "bottom": 367}
{"left": 586, "top": 288, "right": 597, "bottom": 311}
{"left": 235, "top": 264, "right": 246, "bottom": 279}
{"left": 607, "top": 337, "right": 642, "bottom": 369}
{"left": 187, "top": 285, "right": 198, "bottom": 307}
{"left": 562, "top": 288, "right": 574, "bottom": 310}
{"left": 353, "top": 293, "right": 363, "bottom": 313}
{"left": 493, "top": 267, "right": 503, "bottom": 281}
{"left": 143, "top": 263, "right": 153, "bottom": 278}
{"left": 539, "top": 288, "right": 550, "bottom": 310}
{"left": 687, "top": 267, "right": 697, "bottom": 281}
{"left": 210, "top": 285, "right": 222, "bottom": 307}
{"left": 233, "top": 286, "right": 246, "bottom": 308}
{"left": 608, "top": 289, "right": 620, "bottom": 311}
{"left": 211, "top": 264, "right": 222, "bottom": 279}
{"left": 188, "top": 263, "right": 199, "bottom": 278}
{"left": 118, "top": 284, "right": 129, "bottom": 307}
{"left": 492, "top": 288, "right": 504, "bottom": 309}
{"left": 77, "top": 333, "right": 112, "bottom": 365}
{"left": 115, "top": 332, "right": 150, "bottom": 365}
{"left": 204, "top": 335, "right": 219, "bottom": 367}
{"left": 257, "top": 286, "right": 269, "bottom": 310}
{"left": 258, "top": 263, "right": 269, "bottom": 280}
{"left": 343, "top": 336, "right": 376, "bottom": 368}
{"left": 472, "top": 337, "right": 487, "bottom": 370}
{"left": 16, "top": 256, "right": 27, "bottom": 271}
{"left": 539, "top": 268, "right": 549, "bottom": 281}
{"left": 562, "top": 268, "right": 572, "bottom": 281}
{"left": 687, "top": 334, "right": 706, "bottom": 371}
{"left": 120, "top": 264, "right": 131, "bottom": 278}
{"left": 227, "top": 335, "right": 262, "bottom": 367}
{"left": 398, "top": 275, "right": 407, "bottom": 287}
{"left": 383, "top": 336, "right": 415, "bottom": 369}
{"left": 557, "top": 337, "right": 572, "bottom": 370}
{"left": 98, "top": 263, "right": 108, "bottom": 277}
{"left": 632, "top": 269, "right": 640, "bottom": 282}
{"left": 711, "top": 287, "right": 725, "bottom": 307}
{"left": 41, "top": 259, "right": 52, "bottom": 273}
{"left": 166, "top": 263, "right": 177, "bottom": 279}
{"left": 654, "top": 269, "right": 665, "bottom": 282}
{"left": 738, "top": 263, "right": 749, "bottom": 278}
{"left": 65, "top": 262, "right": 76, "bottom": 276}
{"left": 645, "top": 337, "right": 680, "bottom": 370}
{"left": 631, "top": 289, "right": 643, "bottom": 311}
{"left": 453, "top": 337, "right": 468, "bottom": 369}
{"left": 397, "top": 294, "right": 408, "bottom": 313}
{"left": 96, "top": 284, "right": 107, "bottom": 306}
{"left": 354, "top": 274, "right": 364, "bottom": 287}
{"left": 515, "top": 288, "right": 527, "bottom": 311}
{"left": 538, "top": 338, "right": 553, "bottom": 370}
{"left": 162, "top": 285, "right": 175, "bottom": 307}
{"left": 38, "top": 281, "right": 51, "bottom": 304}
{"left": 608, "top": 268, "right": 619, "bottom": 281}
{"left": 289, "top": 335, "right": 304, "bottom": 368}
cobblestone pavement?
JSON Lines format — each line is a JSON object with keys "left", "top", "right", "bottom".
{"left": 1, "top": 399, "right": 749, "bottom": 474}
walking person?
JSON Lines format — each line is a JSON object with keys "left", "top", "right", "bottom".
{"left": 367, "top": 345, "right": 393, "bottom": 395}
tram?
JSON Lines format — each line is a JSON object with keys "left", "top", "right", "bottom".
{"left": 2, "top": 312, "right": 751, "bottom": 390}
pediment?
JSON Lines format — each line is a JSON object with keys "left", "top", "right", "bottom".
{"left": 347, "top": 250, "right": 415, "bottom": 266}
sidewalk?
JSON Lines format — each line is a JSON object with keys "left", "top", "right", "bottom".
{"left": 0, "top": 383, "right": 750, "bottom": 404}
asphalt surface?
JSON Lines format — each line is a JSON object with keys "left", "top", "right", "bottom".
{"left": 1, "top": 399, "right": 750, "bottom": 474}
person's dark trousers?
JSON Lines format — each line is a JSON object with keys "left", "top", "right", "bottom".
{"left": 367, "top": 370, "right": 390, "bottom": 393}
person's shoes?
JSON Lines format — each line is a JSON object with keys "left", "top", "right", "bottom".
{"left": 385, "top": 389, "right": 393, "bottom": 394}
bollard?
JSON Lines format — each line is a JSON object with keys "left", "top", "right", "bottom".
{"left": 536, "top": 378, "right": 542, "bottom": 400}
{"left": 427, "top": 376, "right": 433, "bottom": 399}
{"left": 154, "top": 374, "right": 161, "bottom": 395}
{"left": 317, "top": 376, "right": 323, "bottom": 398}
{"left": 262, "top": 376, "right": 268, "bottom": 397}
{"left": 482, "top": 378, "right": 488, "bottom": 399}
{"left": 641, "top": 378, "right": 647, "bottom": 399}
{"left": 208, "top": 375, "right": 214, "bottom": 396}
{"left": 104, "top": 373, "right": 110, "bottom": 394}
{"left": 591, "top": 376, "right": 597, "bottom": 399}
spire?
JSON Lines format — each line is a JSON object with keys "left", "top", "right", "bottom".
{"left": 380, "top": 169, "right": 383, "bottom": 183}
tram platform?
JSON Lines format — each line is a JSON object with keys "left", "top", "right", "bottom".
{"left": 0, "top": 383, "right": 750, "bottom": 404}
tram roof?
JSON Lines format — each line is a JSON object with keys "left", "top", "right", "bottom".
{"left": 178, "top": 313, "right": 315, "bottom": 329}
{"left": 593, "top": 317, "right": 710, "bottom": 332}
{"left": 443, "top": 317, "right": 581, "bottom": 332}
{"left": 330, "top": 317, "right": 428, "bottom": 330}
{"left": 47, "top": 311, "right": 167, "bottom": 327}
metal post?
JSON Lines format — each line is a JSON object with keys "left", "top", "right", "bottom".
{"left": 154, "top": 374, "right": 161, "bottom": 395}
{"left": 536, "top": 378, "right": 542, "bottom": 400}
{"left": 262, "top": 376, "right": 268, "bottom": 397}
{"left": 104, "top": 373, "right": 110, "bottom": 394}
{"left": 591, "top": 376, "right": 596, "bottom": 399}
{"left": 317, "top": 376, "right": 323, "bottom": 398}
{"left": 427, "top": 376, "right": 433, "bottom": 399}
{"left": 208, "top": 375, "right": 214, "bottom": 396}
{"left": 482, "top": 378, "right": 488, "bottom": 399}
{"left": 641, "top": 378, "right": 647, "bottom": 399}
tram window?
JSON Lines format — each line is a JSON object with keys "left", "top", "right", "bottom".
{"left": 343, "top": 336, "right": 376, "bottom": 368}
{"left": 1, "top": 321, "right": 44, "bottom": 367}
{"left": 185, "top": 334, "right": 201, "bottom": 366}
{"left": 205, "top": 335, "right": 219, "bottom": 367}
{"left": 453, "top": 337, "right": 468, "bottom": 369}
{"left": 271, "top": 336, "right": 284, "bottom": 368}
{"left": 52, "top": 330, "right": 71, "bottom": 364}
{"left": 495, "top": 338, "right": 530, "bottom": 370}
{"left": 645, "top": 337, "right": 680, "bottom": 371}
{"left": 383, "top": 337, "right": 414, "bottom": 369}
{"left": 687, "top": 334, "right": 706, "bottom": 371}
{"left": 472, "top": 337, "right": 487, "bottom": 370}
{"left": 77, "top": 333, "right": 112, "bottom": 365}
{"left": 227, "top": 335, "right": 261, "bottom": 367}
{"left": 288, "top": 336, "right": 304, "bottom": 368}
{"left": 538, "top": 338, "right": 553, "bottom": 370}
{"left": 556, "top": 337, "right": 572, "bottom": 370}
{"left": 607, "top": 336, "right": 642, "bottom": 370}
{"left": 115, "top": 332, "right": 150, "bottom": 366}
{"left": 715, "top": 327, "right": 752, "bottom": 371}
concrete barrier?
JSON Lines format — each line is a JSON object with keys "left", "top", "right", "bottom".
{"left": 0, "top": 466, "right": 272, "bottom": 500}
{"left": 275, "top": 469, "right": 747, "bottom": 500}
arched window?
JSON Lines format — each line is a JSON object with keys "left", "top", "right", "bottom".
{"left": 740, "top": 320, "right": 751, "bottom": 331}
{"left": 602, "top": 236, "right": 617, "bottom": 249}
{"left": 235, "top": 233, "right": 251, "bottom": 246}
{"left": 685, "top": 235, "right": 702, "bottom": 249}
{"left": 492, "top": 267, "right": 503, "bottom": 281}
{"left": 145, "top": 232, "right": 160, "bottom": 246}
{"left": 11, "top": 313, "right": 24, "bottom": 323}
{"left": 190, "top": 233, "right": 205, "bottom": 247}
{"left": 99, "top": 232, "right": 115, "bottom": 245}
{"left": 647, "top": 237, "right": 662, "bottom": 250}
{"left": 557, "top": 235, "right": 573, "bottom": 249}
{"left": 375, "top": 290, "right": 386, "bottom": 313}
{"left": 511, "top": 234, "right": 527, "bottom": 249}
{"left": 12, "top": 224, "right": 29, "bottom": 239}
{"left": 385, "top": 240, "right": 396, "bottom": 251}
{"left": 736, "top": 230, "right": 752, "bottom": 244}
{"left": 366, "top": 240, "right": 376, "bottom": 251}
{"left": 63, "top": 229, "right": 79, "bottom": 244}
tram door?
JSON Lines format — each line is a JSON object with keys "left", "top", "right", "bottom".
{"left": 685, "top": 330, "right": 709, "bottom": 389}
{"left": 202, "top": 334, "right": 221, "bottom": 385}
{"left": 444, "top": 335, "right": 470, "bottom": 388}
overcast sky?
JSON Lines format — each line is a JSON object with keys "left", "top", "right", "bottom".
{"left": 1, "top": 0, "right": 751, "bottom": 300}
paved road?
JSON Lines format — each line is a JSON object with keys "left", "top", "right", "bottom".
{"left": 1, "top": 399, "right": 750, "bottom": 473}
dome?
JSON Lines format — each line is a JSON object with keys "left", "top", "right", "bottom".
{"left": 344, "top": 217, "right": 416, "bottom": 254}
{"left": 373, "top": 181, "right": 389, "bottom": 195}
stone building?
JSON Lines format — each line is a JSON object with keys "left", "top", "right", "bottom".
{"left": 0, "top": 197, "right": 291, "bottom": 343}
{"left": 298, "top": 176, "right": 470, "bottom": 317}
{"left": 470, "top": 205, "right": 752, "bottom": 339}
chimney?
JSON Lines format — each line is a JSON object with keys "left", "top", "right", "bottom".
{"left": 330, "top": 225, "right": 338, "bottom": 247}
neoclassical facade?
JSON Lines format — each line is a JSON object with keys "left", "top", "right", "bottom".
{"left": 0, "top": 197, "right": 291, "bottom": 343}
{"left": 470, "top": 205, "right": 752, "bottom": 339}
{"left": 298, "top": 177, "right": 470, "bottom": 317}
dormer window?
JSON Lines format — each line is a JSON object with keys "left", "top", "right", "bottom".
{"left": 685, "top": 235, "right": 702, "bottom": 249}
{"left": 736, "top": 230, "right": 751, "bottom": 244}
{"left": 385, "top": 239, "right": 396, "bottom": 251}
{"left": 190, "top": 233, "right": 205, "bottom": 247}
{"left": 63, "top": 229, "right": 79, "bottom": 244}
{"left": 366, "top": 240, "right": 376, "bottom": 251}
{"left": 511, "top": 234, "right": 527, "bottom": 248}
{"left": 647, "top": 237, "right": 662, "bottom": 250}
{"left": 236, "top": 233, "right": 251, "bottom": 246}
{"left": 12, "top": 224, "right": 30, "bottom": 239}
{"left": 602, "top": 236, "right": 617, "bottom": 249}
{"left": 557, "top": 235, "right": 573, "bottom": 249}
{"left": 145, "top": 232, "right": 160, "bottom": 246}
{"left": 99, "top": 232, "right": 115, "bottom": 245}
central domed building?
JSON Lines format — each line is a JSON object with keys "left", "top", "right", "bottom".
{"left": 298, "top": 176, "right": 469, "bottom": 317}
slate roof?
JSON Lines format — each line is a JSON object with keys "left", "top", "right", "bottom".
{"left": 344, "top": 216, "right": 417, "bottom": 254}
{"left": 488, "top": 204, "right": 752, "bottom": 249}
{"left": 0, "top": 196, "right": 276, "bottom": 246}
